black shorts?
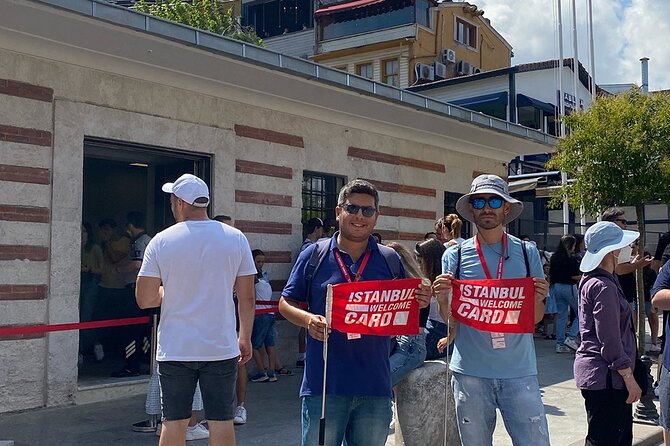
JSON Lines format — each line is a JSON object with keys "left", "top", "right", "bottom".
{"left": 158, "top": 358, "right": 238, "bottom": 421}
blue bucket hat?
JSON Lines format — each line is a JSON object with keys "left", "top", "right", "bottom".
{"left": 580, "top": 221, "right": 639, "bottom": 272}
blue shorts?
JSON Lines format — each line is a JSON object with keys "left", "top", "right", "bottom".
{"left": 251, "top": 313, "right": 276, "bottom": 349}
{"left": 659, "top": 365, "right": 670, "bottom": 430}
{"left": 158, "top": 359, "right": 237, "bottom": 421}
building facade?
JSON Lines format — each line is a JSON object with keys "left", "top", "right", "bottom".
{"left": 0, "top": 0, "right": 554, "bottom": 413}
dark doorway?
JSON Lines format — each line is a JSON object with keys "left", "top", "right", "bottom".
{"left": 78, "top": 138, "right": 211, "bottom": 386}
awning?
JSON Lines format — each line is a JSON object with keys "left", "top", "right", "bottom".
{"left": 315, "top": 0, "right": 386, "bottom": 17}
{"left": 509, "top": 177, "right": 541, "bottom": 194}
{"left": 516, "top": 94, "right": 556, "bottom": 116}
{"left": 451, "top": 91, "right": 508, "bottom": 107}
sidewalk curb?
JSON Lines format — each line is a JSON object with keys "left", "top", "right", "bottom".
{"left": 567, "top": 422, "right": 663, "bottom": 446}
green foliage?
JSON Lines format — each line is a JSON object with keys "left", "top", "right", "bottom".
{"left": 134, "top": 0, "right": 263, "bottom": 46}
{"left": 547, "top": 88, "right": 670, "bottom": 216}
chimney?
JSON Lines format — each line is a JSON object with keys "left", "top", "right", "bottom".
{"left": 640, "top": 57, "right": 649, "bottom": 94}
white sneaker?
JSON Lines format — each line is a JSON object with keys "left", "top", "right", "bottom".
{"left": 186, "top": 422, "right": 209, "bottom": 441}
{"left": 556, "top": 344, "right": 572, "bottom": 353}
{"left": 155, "top": 423, "right": 161, "bottom": 437}
{"left": 233, "top": 405, "right": 247, "bottom": 425}
{"left": 93, "top": 343, "right": 104, "bottom": 361}
{"left": 564, "top": 338, "right": 579, "bottom": 351}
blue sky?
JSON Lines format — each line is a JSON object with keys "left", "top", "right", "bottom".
{"left": 473, "top": 0, "right": 670, "bottom": 91}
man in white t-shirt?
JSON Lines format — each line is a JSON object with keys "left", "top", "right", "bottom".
{"left": 136, "top": 173, "right": 256, "bottom": 446}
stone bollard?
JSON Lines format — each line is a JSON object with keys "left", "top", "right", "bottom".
{"left": 394, "top": 360, "right": 460, "bottom": 446}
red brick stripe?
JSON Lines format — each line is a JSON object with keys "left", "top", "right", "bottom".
{"left": 364, "top": 178, "right": 436, "bottom": 197}
{"left": 235, "top": 190, "right": 292, "bottom": 207}
{"left": 0, "top": 325, "right": 45, "bottom": 341}
{"left": 234, "top": 125, "right": 304, "bottom": 148}
{"left": 375, "top": 230, "right": 426, "bottom": 242}
{"left": 0, "top": 245, "right": 49, "bottom": 261}
{"left": 236, "top": 159, "right": 293, "bottom": 179}
{"left": 379, "top": 206, "right": 436, "bottom": 220}
{"left": 0, "top": 125, "right": 52, "bottom": 147}
{"left": 0, "top": 285, "right": 48, "bottom": 300}
{"left": 348, "top": 147, "right": 445, "bottom": 173}
{"left": 0, "top": 164, "right": 50, "bottom": 185}
{"left": 235, "top": 221, "right": 292, "bottom": 235}
{"left": 0, "top": 205, "right": 50, "bottom": 223}
{"left": 0, "top": 79, "right": 53, "bottom": 102}
{"left": 263, "top": 251, "right": 292, "bottom": 263}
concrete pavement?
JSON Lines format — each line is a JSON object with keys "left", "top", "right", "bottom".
{"left": 0, "top": 335, "right": 664, "bottom": 445}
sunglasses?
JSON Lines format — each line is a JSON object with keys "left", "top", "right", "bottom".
{"left": 470, "top": 196, "right": 504, "bottom": 210}
{"left": 341, "top": 203, "right": 377, "bottom": 217}
{"left": 616, "top": 218, "right": 628, "bottom": 225}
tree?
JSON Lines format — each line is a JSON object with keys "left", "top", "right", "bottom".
{"left": 134, "top": 0, "right": 263, "bottom": 46}
{"left": 548, "top": 87, "right": 670, "bottom": 352}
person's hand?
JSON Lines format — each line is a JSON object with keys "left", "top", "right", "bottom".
{"left": 437, "top": 318, "right": 458, "bottom": 352}
{"left": 433, "top": 273, "right": 454, "bottom": 307}
{"left": 437, "top": 336, "right": 450, "bottom": 353}
{"left": 415, "top": 280, "right": 432, "bottom": 309}
{"left": 630, "top": 254, "right": 653, "bottom": 269}
{"left": 238, "top": 337, "right": 252, "bottom": 365}
{"left": 624, "top": 376, "right": 642, "bottom": 404}
{"left": 307, "top": 314, "right": 330, "bottom": 341}
{"left": 533, "top": 277, "right": 549, "bottom": 302}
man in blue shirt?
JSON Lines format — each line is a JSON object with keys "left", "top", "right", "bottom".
{"left": 433, "top": 174, "right": 550, "bottom": 446}
{"left": 651, "top": 263, "right": 670, "bottom": 444}
{"left": 279, "top": 179, "right": 430, "bottom": 446}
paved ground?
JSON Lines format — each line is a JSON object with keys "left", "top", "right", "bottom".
{"left": 0, "top": 335, "right": 665, "bottom": 445}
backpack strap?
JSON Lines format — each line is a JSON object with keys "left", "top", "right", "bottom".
{"left": 454, "top": 245, "right": 462, "bottom": 280}
{"left": 377, "top": 244, "right": 401, "bottom": 279}
{"left": 305, "top": 239, "right": 331, "bottom": 296}
{"left": 521, "top": 240, "right": 531, "bottom": 278}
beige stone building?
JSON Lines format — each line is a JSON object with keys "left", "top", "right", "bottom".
{"left": 0, "top": 0, "right": 554, "bottom": 413}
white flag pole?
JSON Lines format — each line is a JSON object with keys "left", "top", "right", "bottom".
{"left": 320, "top": 285, "right": 333, "bottom": 445}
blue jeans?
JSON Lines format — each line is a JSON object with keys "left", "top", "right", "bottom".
{"left": 301, "top": 394, "right": 391, "bottom": 446}
{"left": 390, "top": 332, "right": 427, "bottom": 386}
{"left": 425, "top": 319, "right": 449, "bottom": 360}
{"left": 552, "top": 283, "right": 579, "bottom": 345}
{"left": 451, "top": 372, "right": 550, "bottom": 446}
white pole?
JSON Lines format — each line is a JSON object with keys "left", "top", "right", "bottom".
{"left": 319, "top": 327, "right": 328, "bottom": 445}
{"left": 557, "top": 0, "right": 569, "bottom": 234}
{"left": 587, "top": 0, "right": 596, "bottom": 102}
{"left": 571, "top": 0, "right": 579, "bottom": 111}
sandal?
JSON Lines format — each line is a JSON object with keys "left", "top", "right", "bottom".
{"left": 275, "top": 367, "right": 294, "bottom": 376}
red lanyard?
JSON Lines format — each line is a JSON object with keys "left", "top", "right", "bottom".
{"left": 333, "top": 248, "right": 371, "bottom": 283}
{"left": 474, "top": 233, "right": 508, "bottom": 280}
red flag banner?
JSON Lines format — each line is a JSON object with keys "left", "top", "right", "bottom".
{"left": 451, "top": 277, "right": 536, "bottom": 334}
{"left": 326, "top": 278, "right": 422, "bottom": 336}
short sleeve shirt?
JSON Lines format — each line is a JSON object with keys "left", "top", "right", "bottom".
{"left": 282, "top": 234, "right": 405, "bottom": 398}
{"left": 139, "top": 220, "right": 257, "bottom": 361}
{"left": 443, "top": 235, "right": 543, "bottom": 379}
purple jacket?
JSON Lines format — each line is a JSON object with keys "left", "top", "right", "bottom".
{"left": 574, "top": 268, "right": 636, "bottom": 390}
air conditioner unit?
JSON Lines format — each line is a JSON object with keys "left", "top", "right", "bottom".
{"left": 434, "top": 62, "right": 447, "bottom": 79}
{"left": 416, "top": 63, "right": 435, "bottom": 81}
{"left": 457, "top": 60, "right": 471, "bottom": 76}
{"left": 442, "top": 48, "right": 457, "bottom": 64}
{"left": 470, "top": 66, "right": 481, "bottom": 75}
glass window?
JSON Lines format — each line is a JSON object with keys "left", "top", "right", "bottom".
{"left": 518, "top": 106, "right": 542, "bottom": 130}
{"left": 302, "top": 172, "right": 345, "bottom": 237}
{"left": 242, "top": 0, "right": 313, "bottom": 38}
{"left": 320, "top": 4, "right": 414, "bottom": 41}
{"left": 455, "top": 17, "right": 477, "bottom": 49}
{"left": 356, "top": 63, "right": 374, "bottom": 79}
{"left": 382, "top": 59, "right": 399, "bottom": 87}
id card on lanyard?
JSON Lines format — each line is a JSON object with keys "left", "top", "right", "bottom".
{"left": 333, "top": 248, "right": 372, "bottom": 341}
{"left": 475, "top": 234, "right": 509, "bottom": 349}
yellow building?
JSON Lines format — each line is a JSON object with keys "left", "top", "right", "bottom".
{"left": 312, "top": 0, "right": 512, "bottom": 88}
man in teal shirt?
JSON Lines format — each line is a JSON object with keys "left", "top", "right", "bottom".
{"left": 433, "top": 174, "right": 550, "bottom": 446}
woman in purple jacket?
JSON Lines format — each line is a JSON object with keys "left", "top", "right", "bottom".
{"left": 575, "top": 221, "right": 642, "bottom": 446}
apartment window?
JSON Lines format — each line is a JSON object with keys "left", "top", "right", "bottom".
{"left": 356, "top": 62, "right": 374, "bottom": 79}
{"left": 302, "top": 172, "right": 345, "bottom": 236}
{"left": 455, "top": 17, "right": 477, "bottom": 49}
{"left": 382, "top": 59, "right": 399, "bottom": 87}
{"left": 334, "top": 65, "right": 348, "bottom": 72}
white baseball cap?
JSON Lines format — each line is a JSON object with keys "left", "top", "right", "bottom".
{"left": 161, "top": 174, "right": 210, "bottom": 208}
{"left": 580, "top": 221, "right": 639, "bottom": 272}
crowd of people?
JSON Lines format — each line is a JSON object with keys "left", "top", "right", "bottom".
{"left": 80, "top": 171, "right": 670, "bottom": 446}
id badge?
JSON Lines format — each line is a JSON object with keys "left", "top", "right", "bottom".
{"left": 347, "top": 333, "right": 361, "bottom": 340}
{"left": 491, "top": 332, "right": 506, "bottom": 349}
